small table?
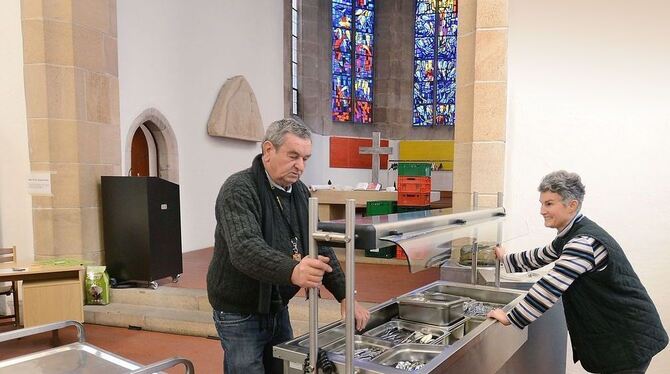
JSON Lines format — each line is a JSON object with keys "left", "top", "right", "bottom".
{"left": 311, "top": 190, "right": 397, "bottom": 220}
{"left": 0, "top": 264, "right": 84, "bottom": 328}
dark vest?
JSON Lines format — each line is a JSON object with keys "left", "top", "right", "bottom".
{"left": 553, "top": 216, "right": 668, "bottom": 372}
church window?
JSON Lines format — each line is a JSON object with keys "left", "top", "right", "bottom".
{"left": 332, "top": 0, "right": 375, "bottom": 124}
{"left": 291, "top": 0, "right": 299, "bottom": 115}
{"left": 413, "top": 0, "right": 458, "bottom": 126}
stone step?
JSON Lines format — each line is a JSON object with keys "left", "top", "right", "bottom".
{"left": 84, "top": 303, "right": 218, "bottom": 338}
{"left": 109, "top": 287, "right": 211, "bottom": 312}
{"left": 86, "top": 288, "right": 371, "bottom": 339}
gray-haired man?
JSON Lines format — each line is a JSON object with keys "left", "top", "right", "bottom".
{"left": 207, "top": 118, "right": 370, "bottom": 373}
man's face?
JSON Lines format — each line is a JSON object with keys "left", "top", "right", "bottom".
{"left": 539, "top": 191, "right": 578, "bottom": 230}
{"left": 262, "top": 133, "right": 312, "bottom": 187}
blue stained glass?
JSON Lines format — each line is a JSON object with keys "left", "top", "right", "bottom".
{"left": 333, "top": 75, "right": 351, "bottom": 99}
{"left": 438, "top": 10, "right": 457, "bottom": 36}
{"left": 416, "top": 0, "right": 435, "bottom": 15}
{"left": 354, "top": 101, "right": 373, "bottom": 123}
{"left": 332, "top": 3, "right": 352, "bottom": 29}
{"left": 413, "top": 0, "right": 457, "bottom": 126}
{"left": 414, "top": 60, "right": 434, "bottom": 81}
{"left": 355, "top": 0, "right": 374, "bottom": 10}
{"left": 438, "top": 0, "right": 457, "bottom": 12}
{"left": 436, "top": 60, "right": 455, "bottom": 81}
{"left": 356, "top": 55, "right": 373, "bottom": 78}
{"left": 437, "top": 36, "right": 457, "bottom": 60}
{"left": 436, "top": 80, "right": 456, "bottom": 104}
{"left": 413, "top": 105, "right": 434, "bottom": 126}
{"left": 415, "top": 13, "right": 436, "bottom": 37}
{"left": 355, "top": 9, "right": 374, "bottom": 33}
{"left": 332, "top": 0, "right": 375, "bottom": 123}
{"left": 333, "top": 28, "right": 352, "bottom": 54}
{"left": 332, "top": 98, "right": 352, "bottom": 121}
{"left": 414, "top": 81, "right": 433, "bottom": 105}
{"left": 333, "top": 50, "right": 351, "bottom": 75}
{"left": 355, "top": 79, "right": 373, "bottom": 101}
{"left": 415, "top": 37, "right": 434, "bottom": 60}
{"left": 355, "top": 32, "right": 373, "bottom": 56}
{"left": 435, "top": 104, "right": 455, "bottom": 125}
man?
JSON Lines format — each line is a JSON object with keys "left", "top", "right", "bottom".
{"left": 207, "top": 118, "right": 370, "bottom": 373}
{"left": 488, "top": 171, "right": 667, "bottom": 373}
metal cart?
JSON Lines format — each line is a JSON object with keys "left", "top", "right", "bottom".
{"left": 0, "top": 320, "right": 195, "bottom": 373}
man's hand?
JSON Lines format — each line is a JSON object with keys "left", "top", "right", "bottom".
{"left": 291, "top": 255, "right": 332, "bottom": 288}
{"left": 340, "top": 299, "right": 370, "bottom": 331}
{"left": 487, "top": 308, "right": 511, "bottom": 326}
{"left": 493, "top": 245, "right": 506, "bottom": 260}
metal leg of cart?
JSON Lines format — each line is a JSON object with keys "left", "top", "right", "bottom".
{"left": 0, "top": 320, "right": 195, "bottom": 373}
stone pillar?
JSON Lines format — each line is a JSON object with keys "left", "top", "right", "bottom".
{"left": 453, "top": 0, "right": 508, "bottom": 209}
{"left": 21, "top": 0, "right": 121, "bottom": 263}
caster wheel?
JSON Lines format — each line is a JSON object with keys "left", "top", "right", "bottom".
{"left": 149, "top": 281, "right": 158, "bottom": 290}
{"left": 172, "top": 274, "right": 182, "bottom": 283}
{"left": 110, "top": 278, "right": 118, "bottom": 288}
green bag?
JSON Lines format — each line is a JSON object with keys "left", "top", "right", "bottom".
{"left": 85, "top": 266, "right": 110, "bottom": 305}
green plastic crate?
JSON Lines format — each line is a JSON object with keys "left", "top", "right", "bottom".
{"left": 397, "top": 206, "right": 430, "bottom": 213}
{"left": 366, "top": 200, "right": 397, "bottom": 216}
{"left": 397, "top": 162, "right": 432, "bottom": 177}
{"left": 365, "top": 246, "right": 396, "bottom": 258}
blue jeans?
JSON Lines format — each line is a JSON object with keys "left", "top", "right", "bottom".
{"left": 213, "top": 307, "right": 293, "bottom": 374}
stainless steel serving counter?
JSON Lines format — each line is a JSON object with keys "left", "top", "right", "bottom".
{"left": 274, "top": 281, "right": 528, "bottom": 373}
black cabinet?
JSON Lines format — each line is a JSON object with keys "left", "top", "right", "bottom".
{"left": 101, "top": 176, "right": 183, "bottom": 286}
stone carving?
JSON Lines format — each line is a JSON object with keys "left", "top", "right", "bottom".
{"left": 207, "top": 75, "right": 264, "bottom": 142}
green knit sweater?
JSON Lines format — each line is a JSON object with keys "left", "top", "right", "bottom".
{"left": 206, "top": 166, "right": 346, "bottom": 314}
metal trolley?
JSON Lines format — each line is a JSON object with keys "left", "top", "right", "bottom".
{"left": 0, "top": 320, "right": 195, "bottom": 373}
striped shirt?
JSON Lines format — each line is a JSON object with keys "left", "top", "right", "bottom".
{"left": 505, "top": 214, "right": 609, "bottom": 329}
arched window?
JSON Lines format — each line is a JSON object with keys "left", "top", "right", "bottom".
{"left": 331, "top": 0, "right": 375, "bottom": 124}
{"left": 413, "top": 0, "right": 458, "bottom": 126}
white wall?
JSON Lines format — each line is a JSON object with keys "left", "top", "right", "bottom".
{"left": 117, "top": 0, "right": 285, "bottom": 252}
{"left": 507, "top": 1, "right": 670, "bottom": 372}
{"left": 301, "top": 135, "right": 400, "bottom": 189}
{"left": 0, "top": 1, "right": 34, "bottom": 263}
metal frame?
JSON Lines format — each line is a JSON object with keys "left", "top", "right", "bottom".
{"left": 0, "top": 320, "right": 195, "bottom": 374}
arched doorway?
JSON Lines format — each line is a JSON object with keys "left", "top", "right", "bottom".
{"left": 130, "top": 124, "right": 158, "bottom": 177}
{"left": 125, "top": 108, "right": 179, "bottom": 183}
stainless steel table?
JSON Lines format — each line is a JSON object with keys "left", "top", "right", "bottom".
{"left": 0, "top": 320, "right": 194, "bottom": 374}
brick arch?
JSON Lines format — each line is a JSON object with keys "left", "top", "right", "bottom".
{"left": 125, "top": 108, "right": 179, "bottom": 183}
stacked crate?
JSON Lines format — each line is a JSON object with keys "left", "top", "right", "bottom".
{"left": 396, "top": 163, "right": 432, "bottom": 259}
{"left": 397, "top": 162, "right": 432, "bottom": 211}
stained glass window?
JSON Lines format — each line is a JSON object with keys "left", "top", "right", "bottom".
{"left": 413, "top": 0, "right": 458, "bottom": 126}
{"left": 291, "top": 0, "right": 299, "bottom": 115}
{"left": 332, "top": 0, "right": 375, "bottom": 124}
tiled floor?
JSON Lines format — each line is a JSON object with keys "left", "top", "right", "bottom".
{"left": 0, "top": 247, "right": 438, "bottom": 373}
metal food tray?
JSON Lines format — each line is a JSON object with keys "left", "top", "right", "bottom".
{"left": 323, "top": 335, "right": 393, "bottom": 361}
{"left": 397, "top": 292, "right": 467, "bottom": 326}
{"left": 297, "top": 324, "right": 344, "bottom": 348}
{"left": 363, "top": 319, "right": 448, "bottom": 345}
{"left": 371, "top": 343, "right": 444, "bottom": 370}
{"left": 0, "top": 320, "right": 194, "bottom": 374}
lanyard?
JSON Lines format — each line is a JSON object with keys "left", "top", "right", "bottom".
{"left": 272, "top": 189, "right": 302, "bottom": 261}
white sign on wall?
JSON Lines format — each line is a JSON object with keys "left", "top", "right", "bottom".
{"left": 27, "top": 172, "right": 52, "bottom": 195}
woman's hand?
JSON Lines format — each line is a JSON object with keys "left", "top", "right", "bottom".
{"left": 486, "top": 308, "right": 511, "bottom": 326}
{"left": 493, "top": 245, "right": 506, "bottom": 261}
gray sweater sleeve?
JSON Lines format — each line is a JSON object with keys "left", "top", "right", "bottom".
{"left": 218, "top": 173, "right": 298, "bottom": 285}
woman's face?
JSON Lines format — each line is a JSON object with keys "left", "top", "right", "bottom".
{"left": 539, "top": 191, "right": 578, "bottom": 230}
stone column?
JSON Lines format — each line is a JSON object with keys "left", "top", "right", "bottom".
{"left": 21, "top": 0, "right": 121, "bottom": 263}
{"left": 453, "top": 0, "right": 508, "bottom": 209}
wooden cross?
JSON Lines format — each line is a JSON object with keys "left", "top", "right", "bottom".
{"left": 359, "top": 132, "right": 393, "bottom": 185}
